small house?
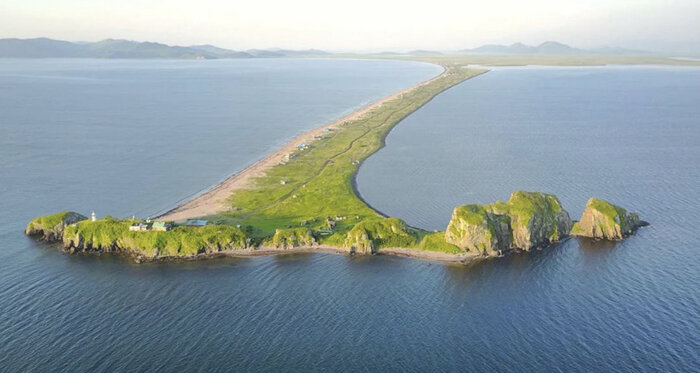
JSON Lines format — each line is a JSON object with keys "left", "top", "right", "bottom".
{"left": 186, "top": 219, "right": 209, "bottom": 227}
{"left": 138, "top": 223, "right": 150, "bottom": 231}
{"left": 129, "top": 223, "right": 141, "bottom": 232}
{"left": 152, "top": 221, "right": 172, "bottom": 231}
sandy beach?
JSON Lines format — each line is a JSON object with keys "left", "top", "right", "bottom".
{"left": 157, "top": 65, "right": 447, "bottom": 222}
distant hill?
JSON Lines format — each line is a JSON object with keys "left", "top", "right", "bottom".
{"left": 460, "top": 41, "right": 650, "bottom": 55}
{"left": 245, "top": 48, "right": 330, "bottom": 58}
{"left": 0, "top": 38, "right": 330, "bottom": 59}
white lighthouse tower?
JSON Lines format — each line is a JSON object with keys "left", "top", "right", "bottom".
{"left": 91, "top": 211, "right": 96, "bottom": 222}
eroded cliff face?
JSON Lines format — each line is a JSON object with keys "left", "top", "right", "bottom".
{"left": 25, "top": 211, "right": 87, "bottom": 241}
{"left": 266, "top": 228, "right": 317, "bottom": 249}
{"left": 445, "top": 205, "right": 512, "bottom": 255}
{"left": 344, "top": 218, "right": 418, "bottom": 255}
{"left": 445, "top": 191, "right": 573, "bottom": 255}
{"left": 571, "top": 198, "right": 646, "bottom": 240}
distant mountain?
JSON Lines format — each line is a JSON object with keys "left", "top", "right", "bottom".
{"left": 245, "top": 48, "right": 329, "bottom": 58}
{"left": 407, "top": 50, "right": 443, "bottom": 56}
{"left": 0, "top": 38, "right": 88, "bottom": 57}
{"left": 188, "top": 44, "right": 253, "bottom": 58}
{"left": 460, "top": 41, "right": 651, "bottom": 55}
{"left": 0, "top": 38, "right": 330, "bottom": 59}
{"left": 463, "top": 41, "right": 582, "bottom": 55}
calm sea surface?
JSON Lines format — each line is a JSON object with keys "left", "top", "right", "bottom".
{"left": 2, "top": 61, "right": 699, "bottom": 371}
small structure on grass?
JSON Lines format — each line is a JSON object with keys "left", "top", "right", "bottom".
{"left": 185, "top": 219, "right": 209, "bottom": 227}
{"left": 152, "top": 221, "right": 172, "bottom": 231}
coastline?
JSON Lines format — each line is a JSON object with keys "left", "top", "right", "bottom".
{"left": 156, "top": 64, "right": 449, "bottom": 222}
{"left": 68, "top": 244, "right": 478, "bottom": 264}
{"left": 30, "top": 62, "right": 492, "bottom": 265}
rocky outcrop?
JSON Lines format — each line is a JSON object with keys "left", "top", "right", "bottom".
{"left": 488, "top": 191, "right": 573, "bottom": 250}
{"left": 445, "top": 204, "right": 512, "bottom": 255}
{"left": 571, "top": 198, "right": 647, "bottom": 240}
{"left": 267, "top": 228, "right": 317, "bottom": 249}
{"left": 25, "top": 211, "right": 87, "bottom": 241}
{"left": 445, "top": 191, "right": 573, "bottom": 255}
{"left": 344, "top": 218, "right": 418, "bottom": 255}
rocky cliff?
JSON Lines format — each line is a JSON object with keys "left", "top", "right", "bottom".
{"left": 344, "top": 218, "right": 418, "bottom": 255}
{"left": 445, "top": 191, "right": 573, "bottom": 255}
{"left": 266, "top": 227, "right": 317, "bottom": 249}
{"left": 445, "top": 204, "right": 512, "bottom": 255}
{"left": 570, "top": 198, "right": 647, "bottom": 240}
{"left": 25, "top": 211, "right": 87, "bottom": 241}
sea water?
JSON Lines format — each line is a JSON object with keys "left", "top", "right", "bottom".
{"left": 1, "top": 61, "right": 698, "bottom": 371}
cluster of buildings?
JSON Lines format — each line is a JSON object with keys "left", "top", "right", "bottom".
{"left": 129, "top": 220, "right": 173, "bottom": 232}
{"left": 128, "top": 219, "right": 211, "bottom": 232}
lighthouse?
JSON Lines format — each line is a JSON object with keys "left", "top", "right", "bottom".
{"left": 91, "top": 211, "right": 96, "bottom": 222}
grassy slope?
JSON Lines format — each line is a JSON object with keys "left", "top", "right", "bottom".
{"left": 64, "top": 217, "right": 248, "bottom": 257}
{"left": 192, "top": 66, "right": 485, "bottom": 253}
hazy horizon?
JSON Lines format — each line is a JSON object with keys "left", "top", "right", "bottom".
{"left": 1, "top": 0, "right": 699, "bottom": 54}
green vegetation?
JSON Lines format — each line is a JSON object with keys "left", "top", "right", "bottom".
{"left": 342, "top": 218, "right": 420, "bottom": 254}
{"left": 445, "top": 191, "right": 573, "bottom": 253}
{"left": 63, "top": 217, "right": 248, "bottom": 257}
{"left": 445, "top": 204, "right": 512, "bottom": 255}
{"left": 27, "top": 65, "right": 487, "bottom": 260}
{"left": 264, "top": 227, "right": 317, "bottom": 248}
{"left": 571, "top": 198, "right": 643, "bottom": 240}
{"left": 416, "top": 232, "right": 463, "bottom": 254}
{"left": 206, "top": 66, "right": 486, "bottom": 250}
{"left": 25, "top": 211, "right": 87, "bottom": 240}
{"left": 25, "top": 56, "right": 655, "bottom": 261}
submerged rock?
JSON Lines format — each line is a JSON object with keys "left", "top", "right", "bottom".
{"left": 571, "top": 198, "right": 647, "bottom": 240}
{"left": 445, "top": 191, "right": 573, "bottom": 254}
{"left": 25, "top": 211, "right": 87, "bottom": 241}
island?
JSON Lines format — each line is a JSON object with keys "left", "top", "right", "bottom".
{"left": 25, "top": 63, "right": 648, "bottom": 264}
{"left": 570, "top": 198, "right": 648, "bottom": 240}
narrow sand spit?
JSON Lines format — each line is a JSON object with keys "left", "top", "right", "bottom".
{"left": 157, "top": 67, "right": 446, "bottom": 222}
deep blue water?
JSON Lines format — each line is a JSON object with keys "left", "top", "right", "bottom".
{"left": 358, "top": 66, "right": 700, "bottom": 371}
{"left": 2, "top": 62, "right": 699, "bottom": 372}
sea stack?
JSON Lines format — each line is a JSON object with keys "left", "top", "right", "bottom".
{"left": 571, "top": 198, "right": 648, "bottom": 240}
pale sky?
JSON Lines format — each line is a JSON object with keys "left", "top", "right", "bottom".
{"left": 1, "top": 0, "right": 699, "bottom": 53}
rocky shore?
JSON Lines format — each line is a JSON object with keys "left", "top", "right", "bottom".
{"left": 26, "top": 192, "right": 648, "bottom": 264}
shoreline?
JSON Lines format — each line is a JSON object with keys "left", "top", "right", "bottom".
{"left": 29, "top": 62, "right": 492, "bottom": 265}
{"left": 156, "top": 64, "right": 448, "bottom": 222}
{"left": 62, "top": 243, "right": 479, "bottom": 265}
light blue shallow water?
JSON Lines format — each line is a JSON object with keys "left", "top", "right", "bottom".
{"left": 2, "top": 62, "right": 699, "bottom": 372}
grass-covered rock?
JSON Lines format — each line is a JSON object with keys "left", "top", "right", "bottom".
{"left": 344, "top": 218, "right": 419, "bottom": 254}
{"left": 265, "top": 227, "right": 317, "bottom": 249}
{"left": 571, "top": 198, "right": 646, "bottom": 240}
{"left": 488, "top": 191, "right": 572, "bottom": 250}
{"left": 25, "top": 211, "right": 87, "bottom": 241}
{"left": 445, "top": 204, "right": 511, "bottom": 255}
{"left": 444, "top": 191, "right": 573, "bottom": 254}
{"left": 62, "top": 217, "right": 248, "bottom": 258}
